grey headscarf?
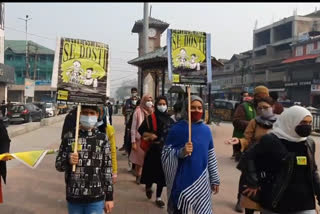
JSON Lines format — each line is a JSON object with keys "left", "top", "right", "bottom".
{"left": 181, "top": 95, "right": 204, "bottom": 123}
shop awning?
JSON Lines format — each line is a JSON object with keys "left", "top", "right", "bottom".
{"left": 282, "top": 54, "right": 319, "bottom": 64}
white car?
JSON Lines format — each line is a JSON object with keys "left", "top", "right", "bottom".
{"left": 45, "top": 103, "right": 56, "bottom": 117}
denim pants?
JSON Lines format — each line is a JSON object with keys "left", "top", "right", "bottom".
{"left": 67, "top": 200, "right": 104, "bottom": 214}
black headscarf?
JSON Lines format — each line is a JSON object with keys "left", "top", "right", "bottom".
{"left": 154, "top": 96, "right": 171, "bottom": 129}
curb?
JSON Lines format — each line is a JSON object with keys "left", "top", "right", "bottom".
{"left": 7, "top": 114, "right": 67, "bottom": 138}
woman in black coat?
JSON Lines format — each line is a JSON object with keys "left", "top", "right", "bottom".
{"left": 0, "top": 118, "right": 11, "bottom": 203}
{"left": 241, "top": 106, "right": 320, "bottom": 214}
{"left": 138, "top": 96, "right": 173, "bottom": 208}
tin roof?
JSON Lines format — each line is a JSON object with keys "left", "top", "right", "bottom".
{"left": 5, "top": 40, "right": 54, "bottom": 55}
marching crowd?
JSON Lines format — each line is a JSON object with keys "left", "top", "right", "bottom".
{"left": 0, "top": 85, "right": 320, "bottom": 214}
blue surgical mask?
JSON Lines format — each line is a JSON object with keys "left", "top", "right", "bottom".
{"left": 80, "top": 115, "right": 98, "bottom": 129}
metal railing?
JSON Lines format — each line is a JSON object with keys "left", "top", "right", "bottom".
{"left": 312, "top": 112, "right": 320, "bottom": 133}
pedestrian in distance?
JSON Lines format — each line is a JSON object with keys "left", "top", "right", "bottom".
{"left": 129, "top": 94, "right": 154, "bottom": 184}
{"left": 171, "top": 101, "right": 183, "bottom": 123}
{"left": 55, "top": 105, "right": 114, "bottom": 214}
{"left": 119, "top": 87, "right": 139, "bottom": 152}
{"left": 1, "top": 100, "right": 6, "bottom": 117}
{"left": 138, "top": 96, "right": 174, "bottom": 208}
{"left": 239, "top": 106, "right": 320, "bottom": 214}
{"left": 269, "top": 91, "right": 284, "bottom": 115}
{"left": 162, "top": 95, "right": 220, "bottom": 214}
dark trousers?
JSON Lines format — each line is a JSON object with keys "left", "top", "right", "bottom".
{"left": 146, "top": 183, "right": 164, "bottom": 198}
{"left": 109, "top": 115, "right": 112, "bottom": 125}
{"left": 238, "top": 173, "right": 255, "bottom": 214}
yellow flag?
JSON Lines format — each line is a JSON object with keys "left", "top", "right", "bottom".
{"left": 0, "top": 149, "right": 58, "bottom": 169}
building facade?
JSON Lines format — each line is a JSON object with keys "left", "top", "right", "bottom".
{"left": 4, "top": 40, "right": 55, "bottom": 102}
{"left": 211, "top": 10, "right": 320, "bottom": 106}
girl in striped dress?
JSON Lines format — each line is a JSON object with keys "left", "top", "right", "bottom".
{"left": 162, "top": 95, "right": 220, "bottom": 214}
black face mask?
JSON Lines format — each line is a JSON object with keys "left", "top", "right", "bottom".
{"left": 295, "top": 124, "right": 312, "bottom": 137}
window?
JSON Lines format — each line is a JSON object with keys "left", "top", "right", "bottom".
{"left": 306, "top": 43, "right": 314, "bottom": 55}
{"left": 295, "top": 46, "right": 303, "bottom": 56}
{"left": 6, "top": 55, "right": 13, "bottom": 61}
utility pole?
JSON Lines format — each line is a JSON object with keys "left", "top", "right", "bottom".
{"left": 19, "top": 15, "right": 32, "bottom": 79}
{"left": 140, "top": 3, "right": 149, "bottom": 97}
{"left": 33, "top": 46, "right": 38, "bottom": 80}
{"left": 143, "top": 3, "right": 149, "bottom": 55}
{"left": 19, "top": 15, "right": 32, "bottom": 103}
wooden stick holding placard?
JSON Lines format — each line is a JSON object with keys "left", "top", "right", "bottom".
{"left": 72, "top": 104, "right": 82, "bottom": 172}
{"left": 187, "top": 86, "right": 192, "bottom": 156}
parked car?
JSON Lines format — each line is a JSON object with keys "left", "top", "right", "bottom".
{"left": 211, "top": 99, "right": 240, "bottom": 121}
{"left": 33, "top": 102, "right": 47, "bottom": 118}
{"left": 7, "top": 103, "right": 43, "bottom": 123}
{"left": 45, "top": 102, "right": 56, "bottom": 117}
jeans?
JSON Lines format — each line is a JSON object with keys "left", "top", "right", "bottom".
{"left": 67, "top": 200, "right": 104, "bottom": 214}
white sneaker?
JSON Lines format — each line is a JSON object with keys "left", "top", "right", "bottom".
{"left": 127, "top": 161, "right": 132, "bottom": 172}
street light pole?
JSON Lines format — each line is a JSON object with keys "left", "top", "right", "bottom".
{"left": 19, "top": 15, "right": 32, "bottom": 79}
{"left": 19, "top": 15, "right": 32, "bottom": 103}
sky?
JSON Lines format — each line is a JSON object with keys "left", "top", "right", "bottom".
{"left": 4, "top": 2, "right": 320, "bottom": 97}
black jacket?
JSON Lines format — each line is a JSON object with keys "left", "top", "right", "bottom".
{"left": 0, "top": 119, "right": 10, "bottom": 184}
{"left": 242, "top": 133, "right": 320, "bottom": 212}
{"left": 56, "top": 128, "right": 113, "bottom": 203}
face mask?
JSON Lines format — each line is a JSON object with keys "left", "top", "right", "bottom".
{"left": 80, "top": 115, "right": 98, "bottom": 129}
{"left": 145, "top": 101, "right": 153, "bottom": 108}
{"left": 295, "top": 124, "right": 312, "bottom": 137}
{"left": 157, "top": 105, "right": 167, "bottom": 113}
{"left": 261, "top": 107, "right": 274, "bottom": 118}
{"left": 132, "top": 100, "right": 137, "bottom": 105}
{"left": 191, "top": 111, "right": 203, "bottom": 122}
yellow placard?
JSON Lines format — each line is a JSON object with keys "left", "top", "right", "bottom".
{"left": 296, "top": 156, "right": 307, "bottom": 165}
{"left": 173, "top": 74, "right": 180, "bottom": 83}
{"left": 57, "top": 90, "right": 68, "bottom": 100}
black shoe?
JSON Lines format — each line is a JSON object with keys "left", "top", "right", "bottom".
{"left": 146, "top": 188, "right": 153, "bottom": 199}
{"left": 235, "top": 153, "right": 241, "bottom": 162}
{"left": 136, "top": 176, "right": 141, "bottom": 185}
{"left": 155, "top": 199, "right": 165, "bottom": 208}
{"left": 235, "top": 200, "right": 243, "bottom": 213}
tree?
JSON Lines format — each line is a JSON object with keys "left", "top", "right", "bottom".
{"left": 113, "top": 79, "right": 138, "bottom": 101}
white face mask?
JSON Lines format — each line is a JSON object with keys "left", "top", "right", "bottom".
{"left": 132, "top": 100, "right": 137, "bottom": 105}
{"left": 80, "top": 115, "right": 98, "bottom": 129}
{"left": 145, "top": 101, "right": 153, "bottom": 108}
{"left": 157, "top": 105, "right": 167, "bottom": 113}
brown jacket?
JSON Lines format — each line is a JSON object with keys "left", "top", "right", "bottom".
{"left": 239, "top": 119, "right": 271, "bottom": 152}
